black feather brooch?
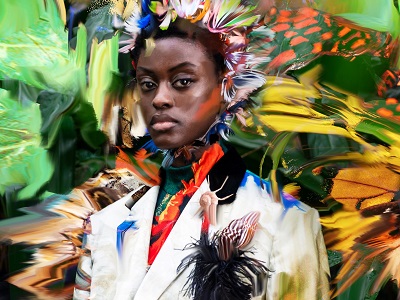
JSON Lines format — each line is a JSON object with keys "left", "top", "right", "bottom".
{"left": 178, "top": 211, "right": 271, "bottom": 300}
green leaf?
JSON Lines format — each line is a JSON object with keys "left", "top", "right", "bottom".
{"left": 0, "top": 0, "right": 64, "bottom": 40}
{"left": 313, "top": 0, "right": 400, "bottom": 37}
{"left": 336, "top": 259, "right": 384, "bottom": 300}
{"left": 0, "top": 90, "right": 53, "bottom": 200}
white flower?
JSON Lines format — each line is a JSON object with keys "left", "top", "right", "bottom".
{"left": 170, "top": 0, "right": 203, "bottom": 18}
{"left": 124, "top": 10, "right": 142, "bottom": 36}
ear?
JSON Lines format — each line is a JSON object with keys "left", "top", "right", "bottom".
{"left": 217, "top": 71, "right": 226, "bottom": 85}
{"left": 218, "top": 88, "right": 228, "bottom": 115}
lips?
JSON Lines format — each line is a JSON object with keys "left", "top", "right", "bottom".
{"left": 150, "top": 114, "right": 178, "bottom": 131}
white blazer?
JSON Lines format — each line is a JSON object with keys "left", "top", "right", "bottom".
{"left": 74, "top": 171, "right": 330, "bottom": 300}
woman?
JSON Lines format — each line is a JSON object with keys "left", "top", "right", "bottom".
{"left": 74, "top": 4, "right": 329, "bottom": 300}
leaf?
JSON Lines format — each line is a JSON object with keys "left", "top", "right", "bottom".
{"left": 0, "top": 90, "right": 53, "bottom": 201}
{"left": 321, "top": 165, "right": 400, "bottom": 297}
{"left": 0, "top": 2, "right": 82, "bottom": 94}
{"left": 255, "top": 6, "right": 397, "bottom": 75}
{"left": 330, "top": 166, "right": 400, "bottom": 211}
{"left": 335, "top": 260, "right": 382, "bottom": 300}
{"left": 312, "top": 0, "right": 400, "bottom": 38}
{"left": 37, "top": 91, "right": 75, "bottom": 148}
{"left": 86, "top": 33, "right": 120, "bottom": 126}
{"left": 260, "top": 131, "right": 295, "bottom": 203}
{"left": 0, "top": 0, "right": 65, "bottom": 39}
{"left": 208, "top": 0, "right": 259, "bottom": 32}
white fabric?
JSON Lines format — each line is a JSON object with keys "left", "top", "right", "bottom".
{"left": 73, "top": 172, "right": 329, "bottom": 300}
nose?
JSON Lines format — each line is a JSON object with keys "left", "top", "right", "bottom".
{"left": 152, "top": 82, "right": 173, "bottom": 109}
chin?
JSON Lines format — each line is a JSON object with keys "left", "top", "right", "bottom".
{"left": 150, "top": 131, "right": 193, "bottom": 150}
{"left": 152, "top": 138, "right": 183, "bottom": 150}
{"left": 153, "top": 136, "right": 198, "bottom": 150}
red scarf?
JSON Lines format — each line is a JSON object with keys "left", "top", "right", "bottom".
{"left": 148, "top": 143, "right": 225, "bottom": 265}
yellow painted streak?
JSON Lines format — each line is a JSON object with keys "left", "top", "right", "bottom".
{"left": 87, "top": 34, "right": 120, "bottom": 128}
{"left": 320, "top": 210, "right": 380, "bottom": 250}
{"left": 55, "top": 0, "right": 66, "bottom": 24}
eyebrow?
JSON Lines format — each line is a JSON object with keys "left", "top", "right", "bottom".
{"left": 136, "top": 62, "right": 197, "bottom": 74}
{"left": 168, "top": 62, "right": 197, "bottom": 73}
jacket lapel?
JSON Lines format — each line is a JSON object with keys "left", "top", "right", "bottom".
{"left": 113, "top": 186, "right": 159, "bottom": 299}
{"left": 134, "top": 180, "right": 211, "bottom": 299}
{"left": 128, "top": 146, "right": 250, "bottom": 298}
{"left": 133, "top": 173, "right": 274, "bottom": 299}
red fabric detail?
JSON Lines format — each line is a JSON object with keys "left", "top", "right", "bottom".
{"left": 148, "top": 143, "right": 225, "bottom": 265}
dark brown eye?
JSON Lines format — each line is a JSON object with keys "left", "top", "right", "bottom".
{"left": 140, "top": 80, "right": 157, "bottom": 91}
{"left": 173, "top": 78, "right": 193, "bottom": 88}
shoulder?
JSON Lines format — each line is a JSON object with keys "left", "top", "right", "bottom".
{"left": 236, "top": 170, "right": 321, "bottom": 233}
{"left": 89, "top": 185, "right": 151, "bottom": 235}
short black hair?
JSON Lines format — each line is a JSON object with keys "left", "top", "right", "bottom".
{"left": 130, "top": 19, "right": 226, "bottom": 77}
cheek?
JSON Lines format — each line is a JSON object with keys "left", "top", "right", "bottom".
{"left": 190, "top": 88, "right": 223, "bottom": 120}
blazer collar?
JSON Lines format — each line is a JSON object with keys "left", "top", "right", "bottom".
{"left": 207, "top": 144, "right": 246, "bottom": 204}
{"left": 118, "top": 145, "right": 247, "bottom": 298}
{"left": 114, "top": 186, "right": 159, "bottom": 299}
{"left": 133, "top": 180, "right": 211, "bottom": 299}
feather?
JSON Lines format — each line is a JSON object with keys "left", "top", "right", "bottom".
{"left": 170, "top": 0, "right": 204, "bottom": 19}
{"left": 204, "top": 116, "right": 234, "bottom": 142}
{"left": 178, "top": 211, "right": 269, "bottom": 300}
{"left": 206, "top": 0, "right": 260, "bottom": 33}
{"left": 253, "top": 7, "right": 395, "bottom": 75}
{"left": 123, "top": 6, "right": 142, "bottom": 36}
{"left": 222, "top": 69, "right": 266, "bottom": 104}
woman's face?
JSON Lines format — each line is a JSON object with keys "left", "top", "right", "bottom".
{"left": 136, "top": 37, "right": 224, "bottom": 149}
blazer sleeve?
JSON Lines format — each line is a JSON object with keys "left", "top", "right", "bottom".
{"left": 266, "top": 207, "right": 330, "bottom": 300}
{"left": 315, "top": 216, "right": 331, "bottom": 298}
{"left": 72, "top": 190, "right": 140, "bottom": 300}
{"left": 73, "top": 218, "right": 93, "bottom": 300}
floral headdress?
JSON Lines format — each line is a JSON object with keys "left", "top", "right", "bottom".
{"left": 111, "top": 0, "right": 270, "bottom": 144}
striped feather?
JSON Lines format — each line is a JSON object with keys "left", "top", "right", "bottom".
{"left": 218, "top": 211, "right": 260, "bottom": 260}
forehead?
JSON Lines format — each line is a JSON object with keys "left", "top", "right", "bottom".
{"left": 136, "top": 37, "right": 215, "bottom": 72}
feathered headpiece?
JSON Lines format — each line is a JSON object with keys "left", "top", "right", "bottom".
{"left": 111, "top": 0, "right": 269, "bottom": 140}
